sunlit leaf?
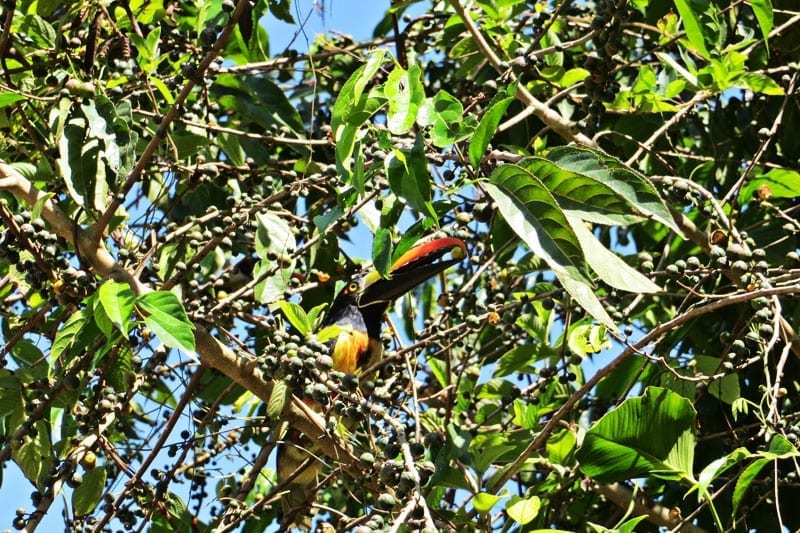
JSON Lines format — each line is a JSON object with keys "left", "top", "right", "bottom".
{"left": 486, "top": 165, "right": 617, "bottom": 330}
{"left": 137, "top": 291, "right": 196, "bottom": 353}
{"left": 73, "top": 468, "right": 107, "bottom": 516}
{"left": 98, "top": 280, "right": 136, "bottom": 334}
{"left": 469, "top": 96, "right": 513, "bottom": 168}
{"left": 577, "top": 386, "right": 696, "bottom": 483}
{"left": 386, "top": 64, "right": 424, "bottom": 134}
{"left": 673, "top": 0, "right": 710, "bottom": 59}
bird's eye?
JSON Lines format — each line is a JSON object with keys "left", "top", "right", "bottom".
{"left": 347, "top": 281, "right": 359, "bottom": 293}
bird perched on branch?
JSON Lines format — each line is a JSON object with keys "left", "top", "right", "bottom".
{"left": 277, "top": 236, "right": 466, "bottom": 529}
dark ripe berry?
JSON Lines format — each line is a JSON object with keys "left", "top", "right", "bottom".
{"left": 379, "top": 462, "right": 398, "bottom": 484}
{"left": 397, "top": 470, "right": 416, "bottom": 491}
{"left": 383, "top": 442, "right": 400, "bottom": 458}
{"left": 409, "top": 441, "right": 425, "bottom": 459}
{"left": 731, "top": 260, "right": 749, "bottom": 274}
{"left": 222, "top": 0, "right": 235, "bottom": 12}
{"left": 731, "top": 339, "right": 747, "bottom": 355}
{"left": 64, "top": 375, "right": 80, "bottom": 390}
{"left": 199, "top": 28, "right": 217, "bottom": 49}
{"left": 341, "top": 373, "right": 358, "bottom": 392}
{"left": 423, "top": 431, "right": 444, "bottom": 449}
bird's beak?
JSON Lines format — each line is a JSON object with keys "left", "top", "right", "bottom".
{"left": 357, "top": 237, "right": 466, "bottom": 308}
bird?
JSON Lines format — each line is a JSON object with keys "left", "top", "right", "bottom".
{"left": 277, "top": 236, "right": 466, "bottom": 530}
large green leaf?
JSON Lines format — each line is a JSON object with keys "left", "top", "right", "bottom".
{"left": 331, "top": 50, "right": 388, "bottom": 178}
{"left": 13, "top": 420, "right": 52, "bottom": 485}
{"left": 577, "top": 386, "right": 696, "bottom": 484}
{"left": 0, "top": 92, "right": 27, "bottom": 108}
{"left": 738, "top": 168, "right": 800, "bottom": 204}
{"left": 372, "top": 226, "right": 393, "bottom": 279}
{"left": 137, "top": 291, "right": 195, "bottom": 353}
{"left": 486, "top": 165, "right": 616, "bottom": 330}
{"left": 542, "top": 147, "right": 681, "bottom": 234}
{"left": 277, "top": 301, "right": 311, "bottom": 336}
{"left": 732, "top": 435, "right": 799, "bottom": 516}
{"left": 568, "top": 217, "right": 660, "bottom": 294}
{"left": 243, "top": 77, "right": 306, "bottom": 134}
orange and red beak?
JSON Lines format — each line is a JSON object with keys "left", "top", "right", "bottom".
{"left": 356, "top": 237, "right": 466, "bottom": 308}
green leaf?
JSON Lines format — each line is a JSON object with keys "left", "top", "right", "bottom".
{"left": 547, "top": 428, "right": 577, "bottom": 466}
{"left": 739, "top": 168, "right": 800, "bottom": 203}
{"left": 428, "top": 357, "right": 449, "bottom": 388}
{"left": 696, "top": 356, "right": 740, "bottom": 404}
{"left": 485, "top": 165, "right": 617, "bottom": 331}
{"left": 98, "top": 280, "right": 136, "bottom": 334}
{"left": 107, "top": 343, "right": 135, "bottom": 392}
{"left": 243, "top": 77, "right": 306, "bottom": 134}
{"left": 576, "top": 386, "right": 697, "bottom": 483}
{"left": 737, "top": 72, "right": 784, "bottom": 95}
{"left": 469, "top": 96, "right": 513, "bottom": 168}
{"left": 386, "top": 64, "right": 425, "bottom": 134}
{"left": 386, "top": 135, "right": 437, "bottom": 220}
{"left": 767, "top": 434, "right": 799, "bottom": 456}
{"left": 487, "top": 165, "right": 585, "bottom": 270}
{"left": 506, "top": 495, "right": 541, "bottom": 525}
{"left": 372, "top": 227, "right": 394, "bottom": 279}
{"left": 13, "top": 420, "right": 51, "bottom": 484}
{"left": 0, "top": 92, "right": 26, "bottom": 108}
{"left": 0, "top": 386, "right": 23, "bottom": 417}
{"left": 306, "top": 303, "right": 329, "bottom": 331}
{"left": 568, "top": 217, "right": 660, "bottom": 294}
{"left": 567, "top": 324, "right": 612, "bottom": 359}
{"left": 51, "top": 309, "right": 89, "bottom": 365}
{"left": 317, "top": 323, "right": 347, "bottom": 343}
{"left": 750, "top": 0, "right": 773, "bottom": 48}
{"left": 417, "top": 90, "right": 467, "bottom": 147}
{"left": 541, "top": 147, "right": 681, "bottom": 234}
{"left": 331, "top": 50, "right": 388, "bottom": 177}
{"left": 494, "top": 344, "right": 538, "bottom": 377}
{"left": 696, "top": 447, "right": 750, "bottom": 500}
{"left": 673, "top": 0, "right": 710, "bottom": 59}
{"left": 137, "top": 291, "right": 195, "bottom": 353}
{"left": 732, "top": 457, "right": 769, "bottom": 517}
{"left": 277, "top": 301, "right": 311, "bottom": 336}
{"left": 72, "top": 467, "right": 107, "bottom": 516}
{"left": 473, "top": 491, "right": 503, "bottom": 513}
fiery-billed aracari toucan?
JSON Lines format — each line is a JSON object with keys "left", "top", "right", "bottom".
{"left": 278, "top": 236, "right": 466, "bottom": 528}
